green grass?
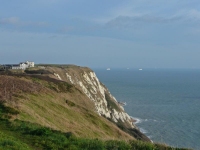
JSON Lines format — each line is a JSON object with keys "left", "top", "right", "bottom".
{"left": 0, "top": 103, "right": 191, "bottom": 150}
{"left": 0, "top": 131, "right": 31, "bottom": 150}
{"left": 0, "top": 96, "right": 192, "bottom": 150}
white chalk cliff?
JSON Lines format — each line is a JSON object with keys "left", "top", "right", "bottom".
{"left": 53, "top": 67, "right": 135, "bottom": 129}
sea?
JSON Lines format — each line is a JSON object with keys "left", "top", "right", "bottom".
{"left": 94, "top": 68, "right": 200, "bottom": 150}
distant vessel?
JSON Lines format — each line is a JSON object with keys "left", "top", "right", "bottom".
{"left": 118, "top": 101, "right": 126, "bottom": 106}
{"left": 107, "top": 68, "right": 110, "bottom": 70}
{"left": 139, "top": 69, "right": 143, "bottom": 71}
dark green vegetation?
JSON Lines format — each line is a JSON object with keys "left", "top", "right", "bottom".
{"left": 0, "top": 105, "right": 190, "bottom": 150}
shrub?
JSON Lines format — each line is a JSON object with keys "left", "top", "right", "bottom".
{"left": 0, "top": 103, "right": 19, "bottom": 115}
{"left": 29, "top": 128, "right": 51, "bottom": 136}
{"left": 66, "top": 100, "right": 75, "bottom": 107}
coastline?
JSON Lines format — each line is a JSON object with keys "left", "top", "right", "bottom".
{"left": 130, "top": 117, "right": 142, "bottom": 124}
{"left": 131, "top": 116, "right": 153, "bottom": 143}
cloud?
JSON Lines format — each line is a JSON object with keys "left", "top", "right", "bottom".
{"left": 104, "top": 15, "right": 182, "bottom": 29}
{"left": 104, "top": 9, "right": 200, "bottom": 29}
{"left": 186, "top": 9, "right": 200, "bottom": 21}
{"left": 21, "top": 21, "right": 49, "bottom": 27}
{"left": 186, "top": 27, "right": 200, "bottom": 36}
{"left": 58, "top": 26, "right": 75, "bottom": 33}
{"left": 0, "top": 17, "right": 20, "bottom": 25}
{"left": 0, "top": 17, "right": 48, "bottom": 27}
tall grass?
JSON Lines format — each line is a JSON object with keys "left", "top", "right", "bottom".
{"left": 0, "top": 117, "right": 190, "bottom": 150}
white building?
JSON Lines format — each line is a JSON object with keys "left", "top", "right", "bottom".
{"left": 3, "top": 61, "right": 34, "bottom": 70}
{"left": 18, "top": 61, "right": 35, "bottom": 69}
{"left": 26, "top": 61, "right": 34, "bottom": 67}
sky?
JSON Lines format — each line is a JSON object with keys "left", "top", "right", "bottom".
{"left": 1, "top": 0, "right": 200, "bottom": 69}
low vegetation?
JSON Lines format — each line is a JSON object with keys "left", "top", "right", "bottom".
{"left": 0, "top": 112, "right": 190, "bottom": 150}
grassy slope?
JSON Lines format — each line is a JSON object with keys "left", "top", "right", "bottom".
{"left": 0, "top": 112, "right": 190, "bottom": 150}
{"left": 0, "top": 74, "right": 133, "bottom": 140}
{"left": 0, "top": 67, "right": 192, "bottom": 150}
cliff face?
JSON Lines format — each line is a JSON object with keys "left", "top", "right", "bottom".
{"left": 65, "top": 68, "right": 135, "bottom": 127}
{"left": 44, "top": 66, "right": 134, "bottom": 128}
{"left": 45, "top": 65, "right": 149, "bottom": 141}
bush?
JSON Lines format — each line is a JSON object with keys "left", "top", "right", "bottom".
{"left": 29, "top": 128, "right": 51, "bottom": 136}
{"left": 66, "top": 100, "right": 75, "bottom": 107}
{"left": 0, "top": 103, "right": 19, "bottom": 115}
{"left": 57, "top": 82, "right": 73, "bottom": 92}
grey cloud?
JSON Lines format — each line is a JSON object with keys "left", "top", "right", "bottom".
{"left": 186, "top": 9, "right": 200, "bottom": 21}
{"left": 105, "top": 15, "right": 183, "bottom": 29}
{"left": 0, "top": 17, "right": 20, "bottom": 25}
{"left": 105, "top": 10, "right": 200, "bottom": 29}
{"left": 59, "top": 26, "right": 75, "bottom": 33}
{"left": 0, "top": 17, "right": 48, "bottom": 27}
{"left": 49, "top": 35, "right": 58, "bottom": 38}
{"left": 25, "top": 21, "right": 49, "bottom": 27}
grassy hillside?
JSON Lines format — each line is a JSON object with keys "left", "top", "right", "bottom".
{"left": 0, "top": 66, "right": 192, "bottom": 150}
{"left": 0, "top": 103, "right": 190, "bottom": 150}
{"left": 0, "top": 74, "right": 133, "bottom": 140}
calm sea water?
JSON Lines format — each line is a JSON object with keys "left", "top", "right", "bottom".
{"left": 94, "top": 68, "right": 200, "bottom": 150}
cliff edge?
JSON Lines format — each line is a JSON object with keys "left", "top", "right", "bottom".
{"left": 0, "top": 64, "right": 149, "bottom": 141}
